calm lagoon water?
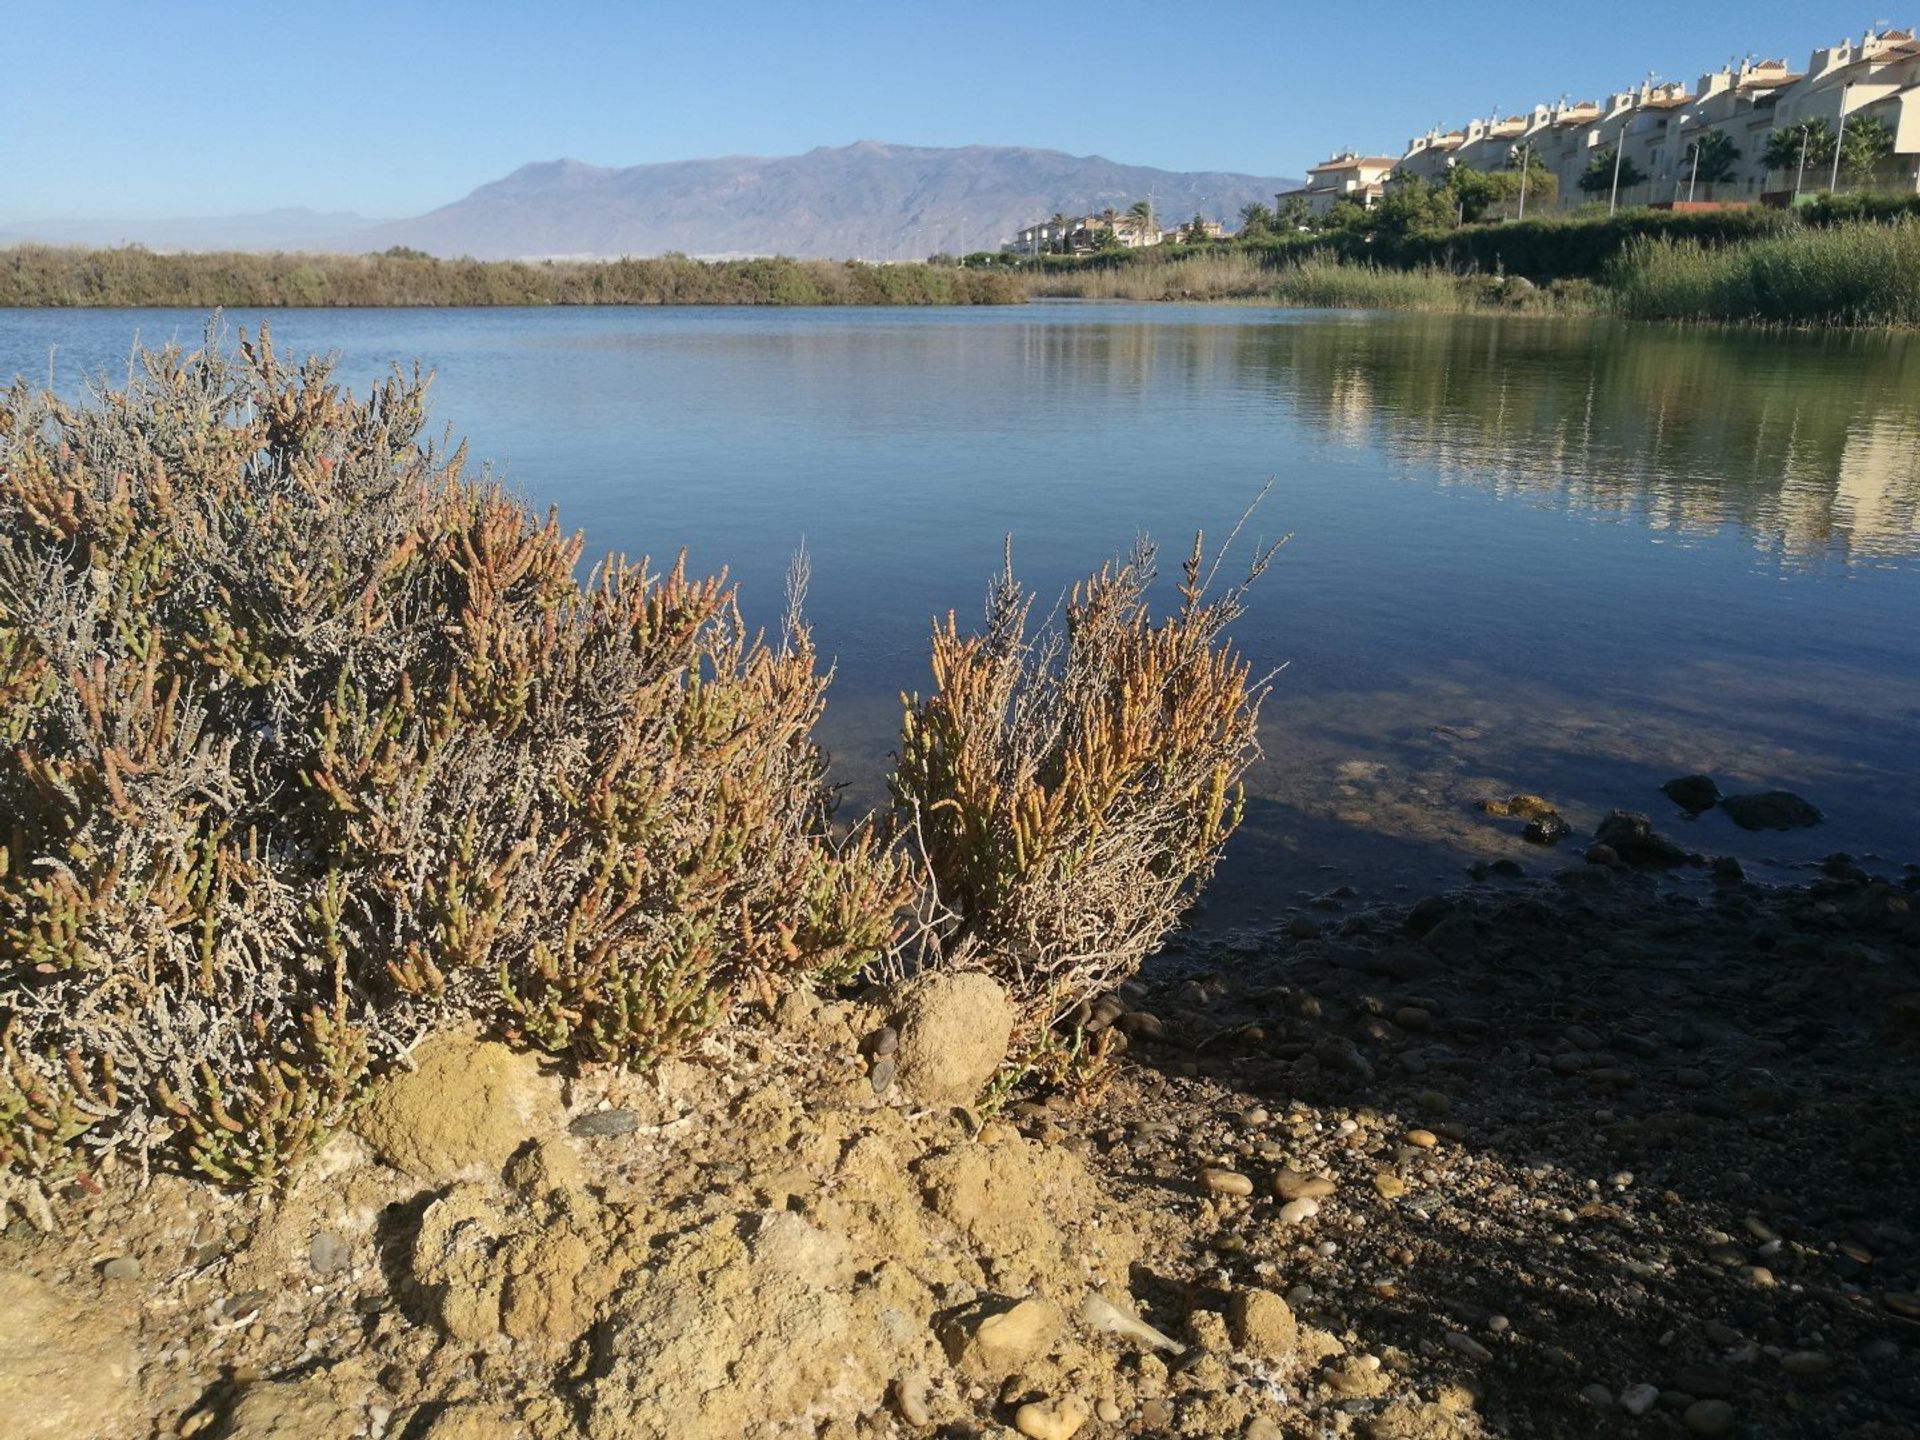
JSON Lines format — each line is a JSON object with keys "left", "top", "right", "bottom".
{"left": 4, "top": 304, "right": 1917, "bottom": 913}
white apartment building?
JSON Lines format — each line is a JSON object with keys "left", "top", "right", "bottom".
{"left": 1278, "top": 153, "right": 1401, "bottom": 216}
{"left": 1385, "top": 26, "right": 1920, "bottom": 213}
{"left": 1005, "top": 213, "right": 1163, "bottom": 255}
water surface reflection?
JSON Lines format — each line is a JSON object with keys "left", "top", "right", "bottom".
{"left": 2, "top": 306, "right": 1915, "bottom": 907}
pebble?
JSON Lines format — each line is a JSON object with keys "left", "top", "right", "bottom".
{"left": 869, "top": 1024, "right": 899, "bottom": 1056}
{"left": 1580, "top": 1383, "right": 1614, "bottom": 1408}
{"left": 1674, "top": 1366, "right": 1734, "bottom": 1400}
{"left": 1138, "top": 1399, "right": 1174, "bottom": 1429}
{"left": 1393, "top": 1006, "right": 1431, "bottom": 1030}
{"left": 1445, "top": 1332, "right": 1492, "bottom": 1362}
{"left": 307, "top": 1232, "right": 350, "bottom": 1275}
{"left": 1373, "top": 1172, "right": 1408, "bottom": 1199}
{"left": 1095, "top": 1399, "right": 1121, "bottom": 1424}
{"left": 1200, "top": 1167, "right": 1254, "bottom": 1198}
{"left": 1012, "top": 1399, "right": 1086, "bottom": 1440}
{"left": 891, "top": 1374, "right": 932, "bottom": 1428}
{"left": 100, "top": 1255, "right": 141, "bottom": 1281}
{"left": 869, "top": 1055, "right": 897, "bottom": 1094}
{"left": 1276, "top": 1197, "right": 1321, "bottom": 1225}
{"left": 568, "top": 1108, "right": 640, "bottom": 1137}
{"left": 1404, "top": 1129, "right": 1438, "bottom": 1149}
{"left": 1272, "top": 1167, "right": 1336, "bottom": 1203}
{"left": 1117, "top": 1011, "right": 1165, "bottom": 1040}
{"left": 1620, "top": 1383, "right": 1659, "bottom": 1416}
{"left": 1683, "top": 1399, "right": 1735, "bottom": 1437}
{"left": 1781, "top": 1350, "right": 1831, "bottom": 1382}
{"left": 222, "top": 1289, "right": 270, "bottom": 1320}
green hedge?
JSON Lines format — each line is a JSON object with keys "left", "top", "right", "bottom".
{"left": 1029, "top": 201, "right": 1920, "bottom": 286}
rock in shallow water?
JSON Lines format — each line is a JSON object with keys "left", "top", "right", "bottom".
{"left": 1722, "top": 790, "right": 1822, "bottom": 831}
{"left": 1662, "top": 774, "right": 1722, "bottom": 814}
{"left": 1523, "top": 812, "right": 1572, "bottom": 846}
{"left": 1594, "top": 810, "right": 1689, "bottom": 867}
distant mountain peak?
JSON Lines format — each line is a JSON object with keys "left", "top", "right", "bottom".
{"left": 3, "top": 143, "right": 1300, "bottom": 263}
{"left": 365, "top": 142, "right": 1299, "bottom": 262}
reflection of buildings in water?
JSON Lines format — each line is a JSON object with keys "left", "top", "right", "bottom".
{"left": 1289, "top": 342, "right": 1920, "bottom": 566}
{"left": 1323, "top": 364, "right": 1377, "bottom": 448}
{"left": 1832, "top": 414, "right": 1920, "bottom": 559}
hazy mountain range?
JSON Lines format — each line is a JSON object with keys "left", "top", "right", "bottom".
{"left": 1, "top": 143, "right": 1299, "bottom": 262}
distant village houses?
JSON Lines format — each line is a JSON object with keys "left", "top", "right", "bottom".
{"left": 1375, "top": 26, "right": 1920, "bottom": 214}
{"left": 1007, "top": 212, "right": 1164, "bottom": 255}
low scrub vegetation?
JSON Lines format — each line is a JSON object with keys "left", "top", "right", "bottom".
{"left": 894, "top": 527, "right": 1277, "bottom": 1032}
{"left": 0, "top": 330, "right": 1273, "bottom": 1197}
{"left": 0, "top": 245, "right": 1022, "bottom": 307}
{"left": 0, "top": 329, "right": 910, "bottom": 1194}
{"left": 1608, "top": 219, "right": 1920, "bottom": 326}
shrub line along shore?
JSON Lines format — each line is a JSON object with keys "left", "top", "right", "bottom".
{"left": 5, "top": 195, "right": 1920, "bottom": 325}
{"left": 1007, "top": 199, "right": 1920, "bottom": 326}
{"left": 0, "top": 245, "right": 1022, "bottom": 308}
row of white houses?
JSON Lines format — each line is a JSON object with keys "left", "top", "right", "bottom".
{"left": 1284, "top": 27, "right": 1920, "bottom": 217}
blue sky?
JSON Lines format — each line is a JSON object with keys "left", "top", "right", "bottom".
{"left": 0, "top": 1, "right": 1893, "bottom": 220}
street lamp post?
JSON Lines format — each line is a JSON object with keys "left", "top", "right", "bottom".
{"left": 1830, "top": 86, "right": 1851, "bottom": 195}
{"left": 1609, "top": 121, "right": 1629, "bottom": 214}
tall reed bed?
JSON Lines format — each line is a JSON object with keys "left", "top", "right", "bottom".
{"left": 1266, "top": 257, "right": 1493, "bottom": 312}
{"left": 1609, "top": 219, "right": 1920, "bottom": 326}
{"left": 1021, "top": 251, "right": 1278, "bottom": 301}
{"left": 0, "top": 245, "right": 1024, "bottom": 308}
{"left": 1024, "top": 251, "right": 1584, "bottom": 314}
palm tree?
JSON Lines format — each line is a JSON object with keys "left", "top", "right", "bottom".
{"left": 1126, "top": 199, "right": 1154, "bottom": 235}
{"left": 1578, "top": 148, "right": 1646, "bottom": 195}
{"left": 1683, "top": 130, "right": 1741, "bottom": 186}
{"left": 1238, "top": 201, "right": 1275, "bottom": 236}
{"left": 1838, "top": 115, "right": 1895, "bottom": 184}
{"left": 1762, "top": 119, "right": 1834, "bottom": 180}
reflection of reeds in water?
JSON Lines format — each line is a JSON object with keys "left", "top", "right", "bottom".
{"left": 1240, "top": 317, "right": 1920, "bottom": 564}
